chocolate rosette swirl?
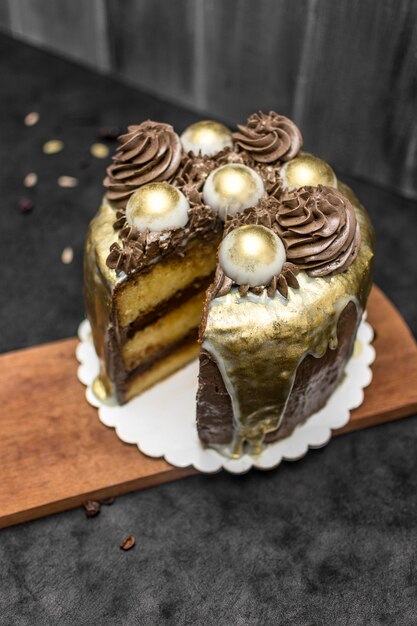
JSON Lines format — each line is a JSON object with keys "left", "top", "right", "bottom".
{"left": 233, "top": 111, "right": 303, "bottom": 164}
{"left": 104, "top": 121, "right": 182, "bottom": 208}
{"left": 275, "top": 185, "right": 361, "bottom": 277}
{"left": 175, "top": 152, "right": 218, "bottom": 197}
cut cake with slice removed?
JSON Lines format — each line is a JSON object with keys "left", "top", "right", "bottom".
{"left": 83, "top": 112, "right": 374, "bottom": 457}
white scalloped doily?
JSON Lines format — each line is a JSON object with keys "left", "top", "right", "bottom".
{"left": 76, "top": 317, "right": 375, "bottom": 474}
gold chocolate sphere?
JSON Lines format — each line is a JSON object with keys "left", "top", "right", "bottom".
{"left": 281, "top": 153, "right": 337, "bottom": 190}
{"left": 203, "top": 164, "right": 264, "bottom": 220}
{"left": 180, "top": 120, "right": 233, "bottom": 156}
{"left": 125, "top": 182, "right": 189, "bottom": 232}
{"left": 219, "top": 224, "right": 286, "bottom": 288}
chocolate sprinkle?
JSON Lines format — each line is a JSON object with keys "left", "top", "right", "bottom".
{"left": 83, "top": 500, "right": 101, "bottom": 518}
{"left": 18, "top": 198, "right": 34, "bottom": 214}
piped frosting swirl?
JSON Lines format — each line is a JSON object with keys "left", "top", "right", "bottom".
{"left": 275, "top": 185, "right": 361, "bottom": 276}
{"left": 104, "top": 121, "right": 182, "bottom": 208}
{"left": 233, "top": 111, "right": 303, "bottom": 163}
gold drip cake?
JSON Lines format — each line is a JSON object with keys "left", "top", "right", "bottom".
{"left": 84, "top": 112, "right": 374, "bottom": 457}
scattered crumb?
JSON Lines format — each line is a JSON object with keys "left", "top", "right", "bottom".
{"left": 18, "top": 198, "right": 34, "bottom": 214}
{"left": 90, "top": 143, "right": 110, "bottom": 159}
{"left": 120, "top": 535, "right": 136, "bottom": 551}
{"left": 24, "top": 112, "right": 40, "bottom": 126}
{"left": 97, "top": 127, "right": 120, "bottom": 140}
{"left": 24, "top": 173, "right": 38, "bottom": 188}
{"left": 83, "top": 500, "right": 101, "bottom": 518}
{"left": 61, "top": 246, "right": 74, "bottom": 264}
{"left": 100, "top": 497, "right": 115, "bottom": 506}
{"left": 58, "top": 175, "right": 78, "bottom": 188}
{"left": 43, "top": 140, "right": 64, "bottom": 155}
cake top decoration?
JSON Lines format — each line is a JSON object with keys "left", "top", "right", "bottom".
{"left": 233, "top": 111, "right": 303, "bottom": 163}
{"left": 104, "top": 121, "right": 182, "bottom": 208}
{"left": 125, "top": 182, "right": 189, "bottom": 233}
{"left": 106, "top": 199, "right": 220, "bottom": 275}
{"left": 275, "top": 185, "right": 361, "bottom": 276}
{"left": 219, "top": 225, "right": 286, "bottom": 288}
{"left": 103, "top": 112, "right": 361, "bottom": 285}
{"left": 202, "top": 164, "right": 265, "bottom": 220}
{"left": 210, "top": 204, "right": 300, "bottom": 299}
{"left": 180, "top": 120, "right": 233, "bottom": 156}
{"left": 280, "top": 153, "right": 337, "bottom": 190}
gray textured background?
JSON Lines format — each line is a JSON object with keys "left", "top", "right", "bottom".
{"left": 1, "top": 28, "right": 417, "bottom": 625}
{"left": 0, "top": 0, "right": 416, "bottom": 200}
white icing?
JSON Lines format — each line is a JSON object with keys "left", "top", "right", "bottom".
{"left": 116, "top": 270, "right": 127, "bottom": 284}
{"left": 203, "top": 164, "right": 264, "bottom": 220}
{"left": 219, "top": 227, "right": 286, "bottom": 287}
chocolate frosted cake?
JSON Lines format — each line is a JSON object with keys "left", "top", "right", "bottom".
{"left": 84, "top": 112, "right": 374, "bottom": 457}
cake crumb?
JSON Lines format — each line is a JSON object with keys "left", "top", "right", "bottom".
{"left": 24, "top": 112, "right": 39, "bottom": 126}
{"left": 83, "top": 500, "right": 101, "bottom": 518}
{"left": 120, "top": 535, "right": 136, "bottom": 551}
{"left": 61, "top": 246, "right": 74, "bottom": 264}
{"left": 90, "top": 143, "right": 109, "bottom": 159}
{"left": 58, "top": 175, "right": 78, "bottom": 188}
{"left": 43, "top": 140, "right": 64, "bottom": 155}
{"left": 24, "top": 173, "right": 38, "bottom": 188}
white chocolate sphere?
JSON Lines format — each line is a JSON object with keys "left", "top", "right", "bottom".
{"left": 280, "top": 153, "right": 337, "bottom": 190}
{"left": 219, "top": 225, "right": 286, "bottom": 288}
{"left": 180, "top": 120, "right": 233, "bottom": 156}
{"left": 203, "top": 164, "right": 264, "bottom": 220}
{"left": 126, "top": 182, "right": 189, "bottom": 232}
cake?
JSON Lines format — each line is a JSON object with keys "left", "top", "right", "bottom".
{"left": 84, "top": 112, "right": 374, "bottom": 457}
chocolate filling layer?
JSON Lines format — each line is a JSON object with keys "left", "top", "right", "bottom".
{"left": 121, "top": 274, "right": 213, "bottom": 342}
{"left": 126, "top": 327, "right": 198, "bottom": 382}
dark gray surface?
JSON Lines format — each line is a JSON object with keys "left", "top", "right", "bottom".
{"left": 1, "top": 34, "right": 417, "bottom": 625}
{"left": 2, "top": 0, "right": 417, "bottom": 199}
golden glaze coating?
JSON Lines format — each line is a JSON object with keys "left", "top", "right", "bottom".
{"left": 201, "top": 182, "right": 374, "bottom": 456}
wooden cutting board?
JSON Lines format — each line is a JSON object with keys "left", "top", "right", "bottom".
{"left": 1, "top": 286, "right": 417, "bottom": 529}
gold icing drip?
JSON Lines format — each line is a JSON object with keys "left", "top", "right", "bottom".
{"left": 84, "top": 199, "right": 119, "bottom": 396}
{"left": 202, "top": 196, "right": 374, "bottom": 457}
{"left": 92, "top": 375, "right": 112, "bottom": 401}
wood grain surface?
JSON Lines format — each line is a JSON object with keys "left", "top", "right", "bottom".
{"left": 1, "top": 286, "right": 417, "bottom": 529}
{"left": 1, "top": 0, "right": 416, "bottom": 198}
